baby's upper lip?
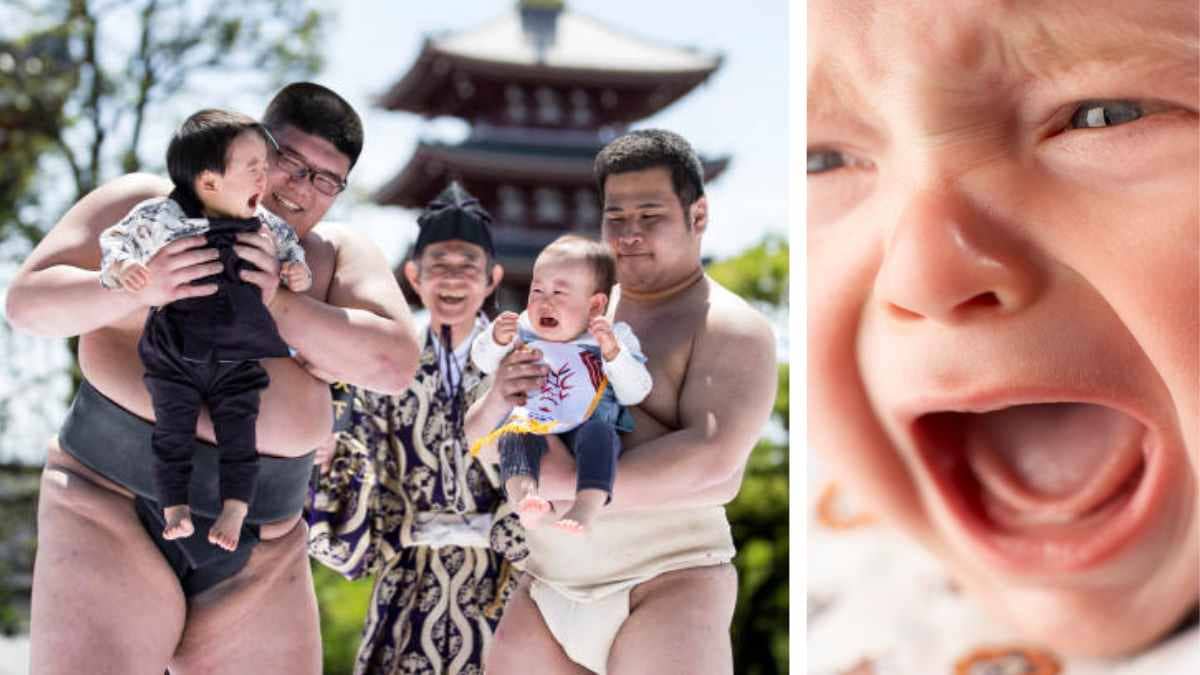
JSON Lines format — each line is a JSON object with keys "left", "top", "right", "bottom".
{"left": 895, "top": 385, "right": 1150, "bottom": 431}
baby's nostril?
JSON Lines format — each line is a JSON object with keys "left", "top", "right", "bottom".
{"left": 961, "top": 292, "right": 1000, "bottom": 311}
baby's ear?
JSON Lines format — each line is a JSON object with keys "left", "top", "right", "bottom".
{"left": 195, "top": 170, "right": 221, "bottom": 198}
{"left": 589, "top": 292, "right": 609, "bottom": 317}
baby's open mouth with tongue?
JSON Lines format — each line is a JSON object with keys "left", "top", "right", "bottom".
{"left": 917, "top": 403, "right": 1149, "bottom": 553}
{"left": 962, "top": 403, "right": 1145, "bottom": 527}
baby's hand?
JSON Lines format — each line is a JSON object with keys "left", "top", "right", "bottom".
{"left": 117, "top": 261, "right": 151, "bottom": 293}
{"left": 493, "top": 311, "right": 520, "bottom": 346}
{"left": 281, "top": 261, "right": 312, "bottom": 292}
{"left": 589, "top": 315, "right": 619, "bottom": 361}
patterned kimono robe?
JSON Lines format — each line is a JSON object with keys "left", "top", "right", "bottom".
{"left": 308, "top": 331, "right": 527, "bottom": 675}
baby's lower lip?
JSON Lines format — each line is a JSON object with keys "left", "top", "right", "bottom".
{"left": 914, "top": 403, "right": 1161, "bottom": 575}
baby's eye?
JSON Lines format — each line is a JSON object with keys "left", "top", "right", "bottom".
{"left": 807, "top": 150, "right": 848, "bottom": 175}
{"left": 1068, "top": 101, "right": 1144, "bottom": 129}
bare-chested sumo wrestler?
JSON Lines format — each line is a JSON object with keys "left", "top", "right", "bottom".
{"left": 4, "top": 82, "right": 420, "bottom": 674}
{"left": 466, "top": 129, "right": 778, "bottom": 675}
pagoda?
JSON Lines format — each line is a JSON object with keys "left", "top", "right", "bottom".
{"left": 374, "top": 0, "right": 729, "bottom": 308}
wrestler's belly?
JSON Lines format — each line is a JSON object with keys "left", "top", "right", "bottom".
{"left": 44, "top": 441, "right": 301, "bottom": 540}
{"left": 80, "top": 326, "right": 329, "bottom": 456}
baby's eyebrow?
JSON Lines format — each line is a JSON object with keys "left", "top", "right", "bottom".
{"left": 809, "top": 9, "right": 1198, "bottom": 134}
{"left": 1007, "top": 9, "right": 1199, "bottom": 82}
{"left": 807, "top": 57, "right": 870, "bottom": 127}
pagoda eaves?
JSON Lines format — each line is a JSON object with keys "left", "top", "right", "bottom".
{"left": 379, "top": 9, "right": 722, "bottom": 128}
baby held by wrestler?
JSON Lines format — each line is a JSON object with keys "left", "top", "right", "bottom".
{"left": 471, "top": 235, "right": 651, "bottom": 533}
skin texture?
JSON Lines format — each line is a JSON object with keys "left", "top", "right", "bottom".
{"left": 808, "top": 0, "right": 1198, "bottom": 657}
{"left": 467, "top": 166, "right": 777, "bottom": 673}
{"left": 7, "top": 106, "right": 419, "bottom": 673}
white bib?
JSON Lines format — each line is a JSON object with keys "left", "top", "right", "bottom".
{"left": 469, "top": 340, "right": 608, "bottom": 455}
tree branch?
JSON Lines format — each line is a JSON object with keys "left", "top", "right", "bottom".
{"left": 77, "top": 0, "right": 105, "bottom": 198}
{"left": 123, "top": 0, "right": 159, "bottom": 173}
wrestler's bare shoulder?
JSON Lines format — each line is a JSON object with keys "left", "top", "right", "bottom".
{"left": 700, "top": 277, "right": 775, "bottom": 346}
{"left": 301, "top": 221, "right": 380, "bottom": 292}
{"left": 306, "top": 220, "right": 366, "bottom": 255}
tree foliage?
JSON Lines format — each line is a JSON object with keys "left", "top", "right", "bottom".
{"left": 707, "top": 232, "right": 788, "bottom": 308}
{"left": 711, "top": 236, "right": 790, "bottom": 674}
{"left": 0, "top": 0, "right": 327, "bottom": 258}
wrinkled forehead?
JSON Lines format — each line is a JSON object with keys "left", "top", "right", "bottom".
{"left": 533, "top": 252, "right": 594, "bottom": 285}
{"left": 227, "top": 130, "right": 269, "bottom": 159}
{"left": 809, "top": 0, "right": 1199, "bottom": 119}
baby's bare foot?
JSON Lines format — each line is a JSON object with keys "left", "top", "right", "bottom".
{"left": 162, "top": 504, "right": 194, "bottom": 540}
{"left": 208, "top": 499, "right": 249, "bottom": 551}
{"left": 518, "top": 494, "right": 551, "bottom": 515}
{"left": 553, "top": 489, "right": 608, "bottom": 535}
{"left": 506, "top": 476, "right": 551, "bottom": 529}
{"left": 517, "top": 494, "right": 553, "bottom": 530}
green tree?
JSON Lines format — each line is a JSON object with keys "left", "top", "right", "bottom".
{"left": 709, "top": 235, "right": 790, "bottom": 674}
{"left": 2, "top": 0, "right": 325, "bottom": 255}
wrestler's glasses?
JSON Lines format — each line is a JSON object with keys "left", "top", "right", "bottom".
{"left": 271, "top": 148, "right": 347, "bottom": 197}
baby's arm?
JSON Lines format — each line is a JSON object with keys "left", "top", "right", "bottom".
{"left": 260, "top": 210, "right": 311, "bottom": 292}
{"left": 470, "top": 311, "right": 520, "bottom": 374}
{"left": 98, "top": 198, "right": 195, "bottom": 290}
{"left": 601, "top": 321, "right": 652, "bottom": 405}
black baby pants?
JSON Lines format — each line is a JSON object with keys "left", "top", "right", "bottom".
{"left": 139, "top": 321, "right": 269, "bottom": 508}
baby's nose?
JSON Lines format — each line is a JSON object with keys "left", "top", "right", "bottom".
{"left": 874, "top": 188, "right": 1042, "bottom": 324}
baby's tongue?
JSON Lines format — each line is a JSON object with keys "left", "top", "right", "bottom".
{"left": 964, "top": 403, "right": 1143, "bottom": 519}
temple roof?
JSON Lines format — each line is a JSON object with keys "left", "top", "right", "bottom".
{"left": 379, "top": 5, "right": 722, "bottom": 124}
{"left": 434, "top": 10, "right": 719, "bottom": 72}
{"left": 374, "top": 136, "right": 729, "bottom": 209}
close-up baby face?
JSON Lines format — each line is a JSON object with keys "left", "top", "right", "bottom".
{"left": 202, "top": 130, "right": 269, "bottom": 219}
{"left": 807, "top": 0, "right": 1198, "bottom": 656}
{"left": 527, "top": 255, "right": 600, "bottom": 342}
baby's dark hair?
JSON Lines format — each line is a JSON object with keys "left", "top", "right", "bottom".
{"left": 262, "top": 82, "right": 363, "bottom": 170}
{"left": 541, "top": 235, "right": 616, "bottom": 296}
{"left": 593, "top": 128, "right": 705, "bottom": 215}
{"left": 166, "top": 109, "right": 271, "bottom": 197}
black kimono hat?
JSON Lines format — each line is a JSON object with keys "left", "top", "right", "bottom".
{"left": 414, "top": 181, "right": 496, "bottom": 259}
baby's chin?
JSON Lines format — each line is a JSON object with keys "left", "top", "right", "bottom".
{"left": 969, "top": 566, "right": 1200, "bottom": 658}
{"left": 936, "top": 480, "right": 1200, "bottom": 658}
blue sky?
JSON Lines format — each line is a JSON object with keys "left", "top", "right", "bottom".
{"left": 209, "top": 0, "right": 790, "bottom": 265}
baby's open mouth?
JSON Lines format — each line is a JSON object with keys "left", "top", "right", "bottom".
{"left": 915, "top": 402, "right": 1152, "bottom": 570}
{"left": 539, "top": 316, "right": 559, "bottom": 329}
